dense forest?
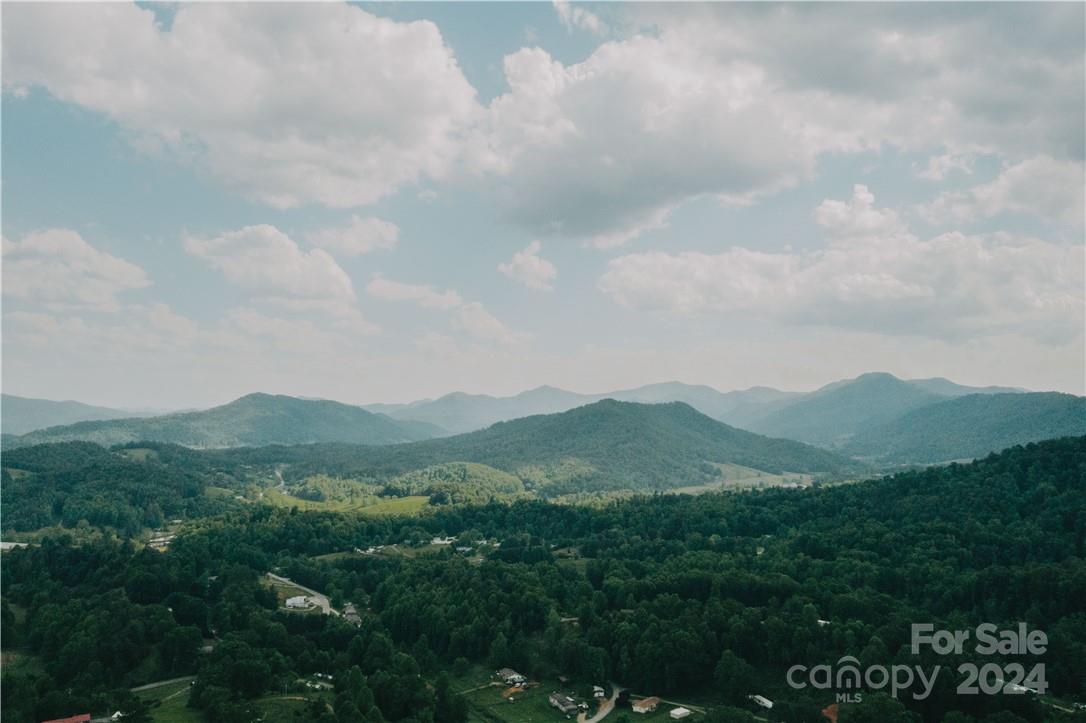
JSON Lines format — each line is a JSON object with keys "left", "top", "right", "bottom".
{"left": 3, "top": 437, "right": 1084, "bottom": 722}
{"left": 843, "top": 392, "right": 1086, "bottom": 464}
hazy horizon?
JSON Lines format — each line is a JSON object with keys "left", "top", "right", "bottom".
{"left": 3, "top": 2, "right": 1083, "bottom": 410}
{"left": 0, "top": 369, "right": 1054, "bottom": 414}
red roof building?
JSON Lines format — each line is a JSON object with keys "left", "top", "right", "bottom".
{"left": 41, "top": 715, "right": 92, "bottom": 723}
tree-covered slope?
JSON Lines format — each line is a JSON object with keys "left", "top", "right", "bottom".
{"left": 0, "top": 442, "right": 241, "bottom": 534}
{"left": 744, "top": 372, "right": 946, "bottom": 446}
{"left": 1, "top": 394, "right": 158, "bottom": 435}
{"left": 4, "top": 393, "right": 443, "bottom": 449}
{"left": 246, "top": 399, "right": 859, "bottom": 495}
{"left": 843, "top": 391, "right": 1086, "bottom": 464}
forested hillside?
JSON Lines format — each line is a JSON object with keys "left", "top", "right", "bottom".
{"left": 5, "top": 393, "right": 443, "bottom": 449}
{"left": 844, "top": 392, "right": 1086, "bottom": 464}
{"left": 219, "top": 400, "right": 858, "bottom": 495}
{"left": 3, "top": 437, "right": 1083, "bottom": 723}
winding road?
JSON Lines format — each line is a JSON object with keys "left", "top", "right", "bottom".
{"left": 578, "top": 685, "right": 623, "bottom": 723}
{"left": 267, "top": 572, "right": 340, "bottom": 617}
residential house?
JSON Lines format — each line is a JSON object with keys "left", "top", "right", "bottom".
{"left": 593, "top": 685, "right": 606, "bottom": 699}
{"left": 497, "top": 668, "right": 526, "bottom": 684}
{"left": 548, "top": 693, "right": 579, "bottom": 715}
{"left": 343, "top": 602, "right": 362, "bottom": 625}
{"left": 285, "top": 595, "right": 309, "bottom": 609}
{"left": 41, "top": 716, "right": 91, "bottom": 723}
{"left": 632, "top": 697, "right": 659, "bottom": 714}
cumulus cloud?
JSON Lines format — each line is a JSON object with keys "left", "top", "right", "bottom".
{"left": 366, "top": 276, "right": 524, "bottom": 344}
{"left": 497, "top": 241, "right": 557, "bottom": 290}
{"left": 2, "top": 229, "right": 150, "bottom": 311}
{"left": 553, "top": 0, "right": 606, "bottom": 35}
{"left": 307, "top": 216, "right": 400, "bottom": 256}
{"left": 914, "top": 152, "right": 976, "bottom": 181}
{"left": 475, "top": 40, "right": 813, "bottom": 246}
{"left": 600, "top": 186, "right": 1083, "bottom": 342}
{"left": 469, "top": 3, "right": 1084, "bottom": 245}
{"left": 452, "top": 302, "right": 527, "bottom": 344}
{"left": 2, "top": 2, "right": 479, "bottom": 208}
{"left": 920, "top": 156, "right": 1085, "bottom": 226}
{"left": 366, "top": 277, "right": 463, "bottom": 310}
{"left": 185, "top": 224, "right": 359, "bottom": 317}
{"left": 5, "top": 3, "right": 1081, "bottom": 245}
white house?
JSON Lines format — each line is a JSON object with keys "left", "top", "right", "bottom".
{"left": 748, "top": 695, "right": 774, "bottom": 709}
{"left": 285, "top": 595, "right": 309, "bottom": 609}
{"left": 669, "top": 708, "right": 692, "bottom": 720}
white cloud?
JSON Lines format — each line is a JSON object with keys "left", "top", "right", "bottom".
{"left": 366, "top": 276, "right": 524, "bottom": 344}
{"left": 553, "top": 0, "right": 606, "bottom": 35}
{"left": 2, "top": 229, "right": 150, "bottom": 311}
{"left": 469, "top": 4, "right": 1083, "bottom": 245}
{"left": 601, "top": 185, "right": 1083, "bottom": 342}
{"left": 307, "top": 216, "right": 399, "bottom": 256}
{"left": 920, "top": 156, "right": 1085, "bottom": 226}
{"left": 474, "top": 40, "right": 814, "bottom": 246}
{"left": 185, "top": 225, "right": 356, "bottom": 311}
{"left": 366, "top": 276, "right": 463, "bottom": 310}
{"left": 453, "top": 302, "right": 527, "bottom": 345}
{"left": 497, "top": 241, "right": 557, "bottom": 290}
{"left": 3, "top": 2, "right": 480, "bottom": 208}
{"left": 914, "top": 151, "right": 975, "bottom": 181}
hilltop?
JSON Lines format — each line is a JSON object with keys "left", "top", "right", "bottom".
{"left": 4, "top": 393, "right": 443, "bottom": 449}
{"left": 249, "top": 399, "right": 859, "bottom": 496}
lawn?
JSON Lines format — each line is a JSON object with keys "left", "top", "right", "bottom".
{"left": 451, "top": 666, "right": 598, "bottom": 723}
{"left": 261, "top": 489, "right": 430, "bottom": 517}
{"left": 137, "top": 679, "right": 201, "bottom": 723}
{"left": 668, "top": 463, "right": 812, "bottom": 495}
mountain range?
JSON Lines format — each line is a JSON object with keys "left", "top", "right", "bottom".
{"left": 4, "top": 373, "right": 1080, "bottom": 468}
{"left": 3, "top": 393, "right": 440, "bottom": 449}
{"left": 842, "top": 391, "right": 1086, "bottom": 464}
{"left": 0, "top": 394, "right": 161, "bottom": 436}
{"left": 228, "top": 399, "right": 858, "bottom": 496}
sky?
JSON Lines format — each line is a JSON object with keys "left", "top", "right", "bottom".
{"left": 1, "top": 1, "right": 1084, "bottom": 409}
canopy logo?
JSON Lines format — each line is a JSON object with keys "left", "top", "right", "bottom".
{"left": 785, "top": 623, "right": 1047, "bottom": 702}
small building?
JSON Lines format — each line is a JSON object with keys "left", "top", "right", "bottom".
{"left": 632, "top": 697, "right": 659, "bottom": 714}
{"left": 549, "top": 693, "right": 579, "bottom": 715}
{"left": 749, "top": 695, "right": 774, "bottom": 710}
{"left": 497, "top": 668, "right": 525, "bottom": 684}
{"left": 593, "top": 685, "right": 606, "bottom": 699}
{"left": 432, "top": 536, "right": 456, "bottom": 545}
{"left": 670, "top": 707, "right": 692, "bottom": 720}
{"left": 285, "top": 595, "right": 309, "bottom": 609}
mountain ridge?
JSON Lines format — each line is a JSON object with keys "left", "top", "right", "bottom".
{"left": 4, "top": 393, "right": 444, "bottom": 449}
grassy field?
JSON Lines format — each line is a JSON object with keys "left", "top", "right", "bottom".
{"left": 668, "top": 463, "right": 813, "bottom": 495}
{"left": 137, "top": 680, "right": 332, "bottom": 723}
{"left": 358, "top": 495, "right": 430, "bottom": 516}
{"left": 137, "top": 679, "right": 201, "bottom": 723}
{"left": 117, "top": 447, "right": 160, "bottom": 462}
{"left": 261, "top": 488, "right": 430, "bottom": 516}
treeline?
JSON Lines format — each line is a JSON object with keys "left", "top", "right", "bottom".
{"left": 1, "top": 442, "right": 242, "bottom": 534}
{"left": 2, "top": 437, "right": 1084, "bottom": 722}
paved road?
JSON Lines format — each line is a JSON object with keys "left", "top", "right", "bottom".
{"left": 267, "top": 572, "right": 340, "bottom": 616}
{"left": 129, "top": 675, "right": 195, "bottom": 693}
